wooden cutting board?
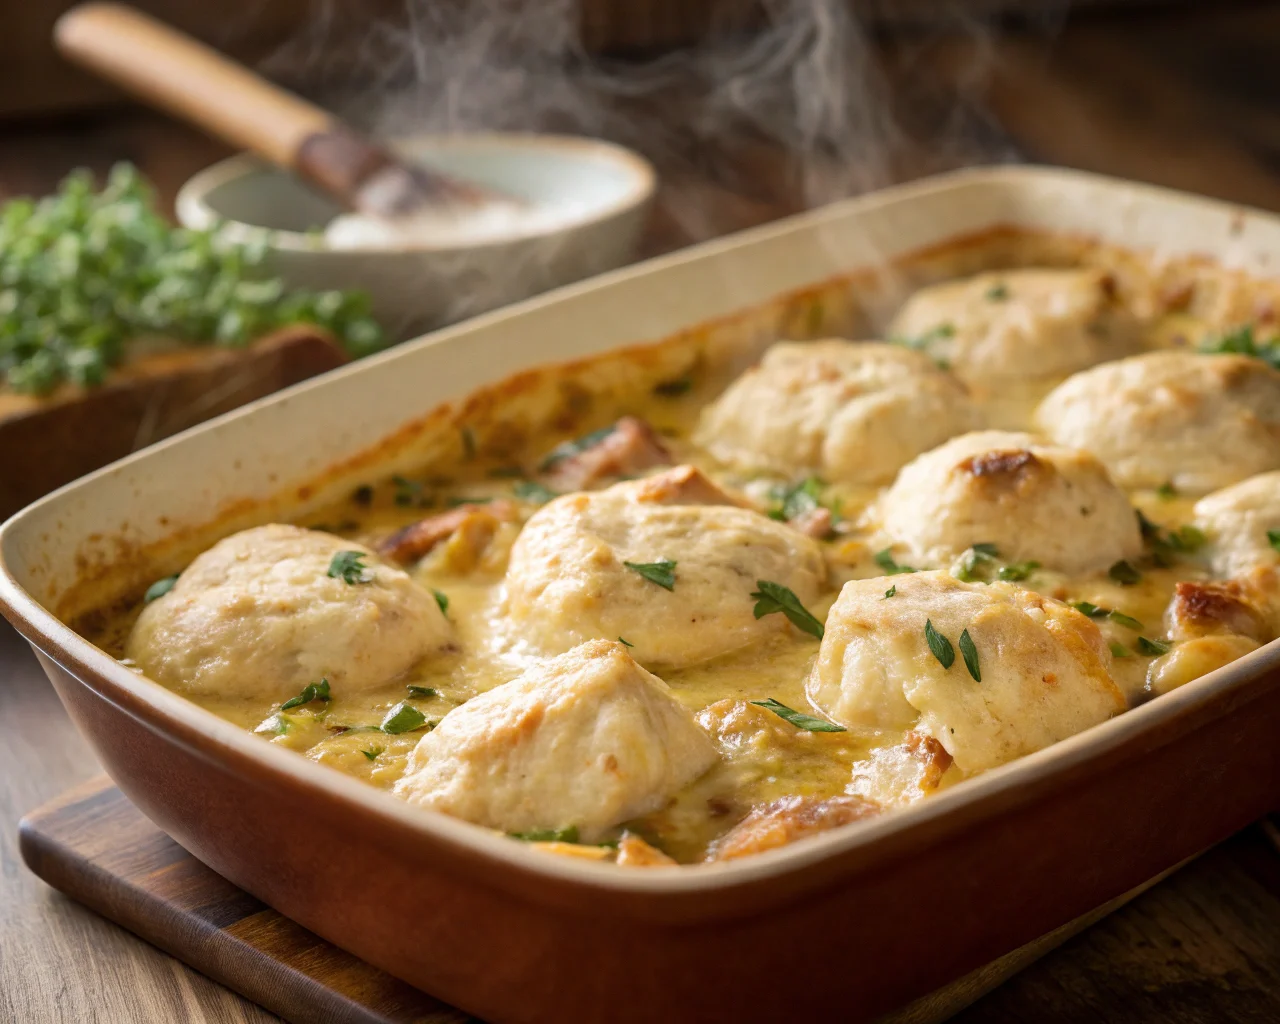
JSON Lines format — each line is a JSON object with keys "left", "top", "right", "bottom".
{"left": 17, "top": 774, "right": 1181, "bottom": 1024}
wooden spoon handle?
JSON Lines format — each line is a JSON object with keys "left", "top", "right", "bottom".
{"left": 55, "top": 2, "right": 332, "bottom": 170}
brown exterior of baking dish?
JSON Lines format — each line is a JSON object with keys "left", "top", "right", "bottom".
{"left": 5, "top": 167, "right": 1280, "bottom": 1022}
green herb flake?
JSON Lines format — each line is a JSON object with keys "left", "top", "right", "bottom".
{"left": 539, "top": 424, "right": 617, "bottom": 471}
{"left": 1072, "top": 601, "right": 1107, "bottom": 618}
{"left": 144, "top": 574, "right": 179, "bottom": 603}
{"left": 1269, "top": 529, "right": 1280, "bottom": 553}
{"left": 380, "top": 701, "right": 428, "bottom": 734}
{"left": 432, "top": 589, "right": 449, "bottom": 617}
{"left": 958, "top": 628, "right": 981, "bottom": 682}
{"left": 1200, "top": 323, "right": 1280, "bottom": 371}
{"left": 281, "top": 678, "right": 331, "bottom": 711}
{"left": 1107, "top": 609, "right": 1144, "bottom": 631}
{"left": 653, "top": 377, "right": 693, "bottom": 398}
{"left": 997, "top": 560, "right": 1040, "bottom": 582}
{"left": 391, "top": 474, "right": 424, "bottom": 507}
{"left": 874, "top": 548, "right": 918, "bottom": 575}
{"left": 749, "top": 580, "right": 825, "bottom": 639}
{"left": 986, "top": 283, "right": 1010, "bottom": 301}
{"left": 407, "top": 685, "right": 437, "bottom": 698}
{"left": 617, "top": 637, "right": 634, "bottom": 647}
{"left": 510, "top": 826, "right": 580, "bottom": 844}
{"left": 1167, "top": 525, "right": 1207, "bottom": 552}
{"left": 361, "top": 747, "right": 383, "bottom": 761}
{"left": 892, "top": 322, "right": 956, "bottom": 353}
{"left": 1110, "top": 642, "right": 1132, "bottom": 658}
{"left": 884, "top": 585, "right": 897, "bottom": 599}
{"left": 1156, "top": 482, "right": 1177, "bottom": 501}
{"left": 1109, "top": 560, "right": 1142, "bottom": 586}
{"left": 1137, "top": 636, "right": 1172, "bottom": 656}
{"left": 749, "top": 698, "right": 846, "bottom": 732}
{"left": 624, "top": 559, "right": 677, "bottom": 591}
{"left": 327, "top": 550, "right": 373, "bottom": 585}
{"left": 924, "top": 619, "right": 955, "bottom": 669}
{"left": 513, "top": 480, "right": 558, "bottom": 504}
{"left": 460, "top": 426, "right": 477, "bottom": 460}
{"left": 768, "top": 476, "right": 828, "bottom": 523}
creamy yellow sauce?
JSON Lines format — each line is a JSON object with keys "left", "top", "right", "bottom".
{"left": 86, "top": 278, "right": 1231, "bottom": 864}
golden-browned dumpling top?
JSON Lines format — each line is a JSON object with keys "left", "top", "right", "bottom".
{"left": 806, "top": 572, "right": 1125, "bottom": 774}
{"left": 887, "top": 268, "right": 1141, "bottom": 385}
{"left": 1035, "top": 352, "right": 1280, "bottom": 494}
{"left": 394, "top": 640, "right": 717, "bottom": 838}
{"left": 503, "top": 467, "right": 827, "bottom": 669}
{"left": 1194, "top": 471, "right": 1280, "bottom": 578}
{"left": 873, "top": 430, "right": 1142, "bottom": 576}
{"left": 694, "top": 341, "right": 979, "bottom": 484}
{"left": 127, "top": 525, "right": 453, "bottom": 702}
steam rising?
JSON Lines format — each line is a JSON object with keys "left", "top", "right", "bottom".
{"left": 271, "top": 0, "right": 1063, "bottom": 248}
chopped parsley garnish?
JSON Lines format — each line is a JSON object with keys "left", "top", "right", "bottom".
{"left": 884, "top": 585, "right": 897, "bottom": 599}
{"left": 985, "top": 283, "right": 1010, "bottom": 301}
{"left": 617, "top": 636, "right": 634, "bottom": 647}
{"left": 653, "top": 377, "right": 693, "bottom": 397}
{"left": 513, "top": 480, "right": 558, "bottom": 504}
{"left": 380, "top": 701, "right": 429, "bottom": 734}
{"left": 460, "top": 426, "right": 477, "bottom": 460}
{"left": 143, "top": 574, "right": 179, "bottom": 603}
{"left": 1110, "top": 642, "right": 1132, "bottom": 658}
{"left": 281, "top": 678, "right": 331, "bottom": 711}
{"left": 924, "top": 619, "right": 955, "bottom": 669}
{"left": 1269, "top": 529, "right": 1280, "bottom": 553}
{"left": 361, "top": 747, "right": 383, "bottom": 761}
{"left": 1108, "top": 610, "right": 1144, "bottom": 631}
{"left": 0, "top": 163, "right": 386, "bottom": 395}
{"left": 624, "top": 560, "right": 677, "bottom": 591}
{"left": 955, "top": 543, "right": 998, "bottom": 582}
{"left": 539, "top": 424, "right": 616, "bottom": 470}
{"left": 1072, "top": 601, "right": 1106, "bottom": 617}
{"left": 1137, "top": 636, "right": 1172, "bottom": 656}
{"left": 407, "top": 685, "right": 437, "bottom": 698}
{"left": 327, "top": 550, "right": 373, "bottom": 585}
{"left": 958, "top": 628, "right": 981, "bottom": 682}
{"left": 749, "top": 698, "right": 846, "bottom": 732}
{"left": 749, "top": 580, "right": 824, "bottom": 639}
{"left": 892, "top": 322, "right": 955, "bottom": 353}
{"left": 1156, "top": 482, "right": 1177, "bottom": 501}
{"left": 767, "top": 476, "right": 829, "bottom": 522}
{"left": 875, "top": 548, "right": 918, "bottom": 575}
{"left": 445, "top": 495, "right": 494, "bottom": 508}
{"left": 391, "top": 475, "right": 425, "bottom": 507}
{"left": 1109, "top": 560, "right": 1142, "bottom": 585}
{"left": 1200, "top": 323, "right": 1280, "bottom": 370}
{"left": 510, "top": 826, "right": 580, "bottom": 843}
{"left": 997, "top": 560, "right": 1040, "bottom": 582}
{"left": 432, "top": 589, "right": 449, "bottom": 617}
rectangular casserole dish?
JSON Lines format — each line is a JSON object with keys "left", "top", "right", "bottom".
{"left": 4, "top": 166, "right": 1280, "bottom": 1024}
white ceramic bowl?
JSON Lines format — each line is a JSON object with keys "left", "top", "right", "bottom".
{"left": 176, "top": 133, "right": 656, "bottom": 337}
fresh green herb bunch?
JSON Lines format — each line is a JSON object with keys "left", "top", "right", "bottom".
{"left": 0, "top": 163, "right": 387, "bottom": 395}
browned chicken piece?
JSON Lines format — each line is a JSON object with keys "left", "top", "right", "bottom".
{"left": 544, "top": 416, "right": 672, "bottom": 491}
{"left": 849, "top": 731, "right": 954, "bottom": 805}
{"left": 378, "top": 499, "right": 518, "bottom": 566}
{"left": 629, "top": 464, "right": 749, "bottom": 507}
{"left": 707, "top": 795, "right": 878, "bottom": 862}
{"left": 615, "top": 832, "right": 677, "bottom": 867}
{"left": 1167, "top": 579, "right": 1271, "bottom": 644}
{"left": 788, "top": 506, "right": 834, "bottom": 540}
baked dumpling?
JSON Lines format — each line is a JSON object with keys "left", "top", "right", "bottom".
{"left": 394, "top": 640, "right": 717, "bottom": 838}
{"left": 1035, "top": 352, "right": 1280, "bottom": 494}
{"left": 1194, "top": 471, "right": 1280, "bottom": 578}
{"left": 806, "top": 571, "right": 1125, "bottom": 774}
{"left": 694, "top": 341, "right": 979, "bottom": 484}
{"left": 873, "top": 430, "right": 1142, "bottom": 575}
{"left": 503, "top": 467, "right": 827, "bottom": 669}
{"left": 887, "top": 268, "right": 1141, "bottom": 384}
{"left": 127, "top": 525, "right": 453, "bottom": 701}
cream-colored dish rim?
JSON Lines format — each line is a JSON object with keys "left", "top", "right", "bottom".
{"left": 4, "top": 164, "right": 1280, "bottom": 899}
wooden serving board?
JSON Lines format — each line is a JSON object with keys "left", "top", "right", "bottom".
{"left": 17, "top": 775, "right": 1187, "bottom": 1024}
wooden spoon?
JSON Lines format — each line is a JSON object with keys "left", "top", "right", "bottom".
{"left": 54, "top": 2, "right": 500, "bottom": 218}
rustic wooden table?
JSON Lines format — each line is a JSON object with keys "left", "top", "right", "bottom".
{"left": 7, "top": 4, "right": 1280, "bottom": 1021}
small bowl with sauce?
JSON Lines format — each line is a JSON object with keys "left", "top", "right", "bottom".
{"left": 177, "top": 133, "right": 656, "bottom": 338}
